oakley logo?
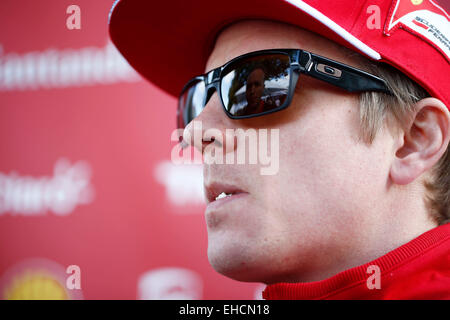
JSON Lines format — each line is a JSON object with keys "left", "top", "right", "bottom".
{"left": 171, "top": 121, "right": 280, "bottom": 176}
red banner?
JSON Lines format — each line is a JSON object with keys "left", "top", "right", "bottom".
{"left": 0, "top": 0, "right": 262, "bottom": 299}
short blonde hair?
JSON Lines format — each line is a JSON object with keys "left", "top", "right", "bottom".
{"left": 355, "top": 57, "right": 449, "bottom": 225}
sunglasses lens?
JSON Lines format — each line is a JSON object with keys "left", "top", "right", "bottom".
{"left": 220, "top": 54, "right": 291, "bottom": 117}
{"left": 178, "top": 79, "right": 206, "bottom": 129}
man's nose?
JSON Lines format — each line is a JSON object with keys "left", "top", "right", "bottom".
{"left": 182, "top": 92, "right": 234, "bottom": 155}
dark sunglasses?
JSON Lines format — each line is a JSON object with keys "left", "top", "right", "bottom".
{"left": 177, "top": 48, "right": 392, "bottom": 129}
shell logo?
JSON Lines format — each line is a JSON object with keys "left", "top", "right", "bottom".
{"left": 0, "top": 258, "right": 83, "bottom": 300}
{"left": 3, "top": 271, "right": 68, "bottom": 300}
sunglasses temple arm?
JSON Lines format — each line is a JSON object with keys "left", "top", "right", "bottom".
{"left": 300, "top": 52, "right": 392, "bottom": 95}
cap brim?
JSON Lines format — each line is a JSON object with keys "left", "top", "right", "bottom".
{"left": 109, "top": 0, "right": 381, "bottom": 98}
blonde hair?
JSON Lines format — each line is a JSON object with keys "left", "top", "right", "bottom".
{"left": 355, "top": 58, "right": 449, "bottom": 225}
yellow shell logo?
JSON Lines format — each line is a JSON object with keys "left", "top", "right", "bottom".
{"left": 3, "top": 270, "right": 68, "bottom": 300}
{"left": 411, "top": 0, "right": 423, "bottom": 5}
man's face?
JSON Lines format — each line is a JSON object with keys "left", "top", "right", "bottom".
{"left": 246, "top": 68, "right": 265, "bottom": 109}
{"left": 184, "top": 20, "right": 396, "bottom": 284}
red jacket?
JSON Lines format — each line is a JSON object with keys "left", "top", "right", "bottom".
{"left": 263, "top": 223, "right": 450, "bottom": 299}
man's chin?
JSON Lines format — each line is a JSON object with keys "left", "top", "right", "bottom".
{"left": 207, "top": 245, "right": 269, "bottom": 283}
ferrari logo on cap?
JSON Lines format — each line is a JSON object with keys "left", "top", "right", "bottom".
{"left": 384, "top": 0, "right": 450, "bottom": 61}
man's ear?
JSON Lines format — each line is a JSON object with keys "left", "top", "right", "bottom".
{"left": 390, "top": 98, "right": 450, "bottom": 185}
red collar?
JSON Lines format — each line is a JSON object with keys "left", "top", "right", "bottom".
{"left": 263, "top": 223, "right": 450, "bottom": 300}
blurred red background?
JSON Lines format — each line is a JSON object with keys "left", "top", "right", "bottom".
{"left": 0, "top": 0, "right": 263, "bottom": 299}
{"left": 0, "top": 0, "right": 448, "bottom": 300}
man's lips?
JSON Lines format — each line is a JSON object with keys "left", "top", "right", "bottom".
{"left": 204, "top": 182, "right": 247, "bottom": 204}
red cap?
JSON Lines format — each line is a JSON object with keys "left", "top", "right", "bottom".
{"left": 108, "top": 0, "right": 449, "bottom": 110}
